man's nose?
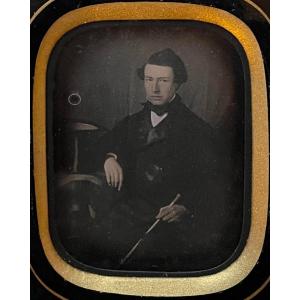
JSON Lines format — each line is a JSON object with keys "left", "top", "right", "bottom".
{"left": 153, "top": 80, "right": 160, "bottom": 93}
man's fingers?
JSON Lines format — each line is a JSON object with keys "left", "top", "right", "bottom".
{"left": 162, "top": 210, "right": 177, "bottom": 221}
{"left": 157, "top": 205, "right": 187, "bottom": 221}
{"left": 156, "top": 206, "right": 173, "bottom": 219}
{"left": 104, "top": 159, "right": 124, "bottom": 189}
{"left": 114, "top": 167, "right": 124, "bottom": 188}
{"left": 108, "top": 167, "right": 123, "bottom": 189}
{"left": 105, "top": 170, "right": 111, "bottom": 186}
{"left": 156, "top": 207, "right": 168, "bottom": 219}
{"left": 118, "top": 180, "right": 122, "bottom": 191}
{"left": 111, "top": 170, "right": 117, "bottom": 187}
{"left": 115, "top": 166, "right": 123, "bottom": 189}
{"left": 115, "top": 171, "right": 120, "bottom": 188}
{"left": 167, "top": 216, "right": 180, "bottom": 223}
{"left": 117, "top": 167, "right": 123, "bottom": 191}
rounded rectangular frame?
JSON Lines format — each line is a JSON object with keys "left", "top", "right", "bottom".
{"left": 33, "top": 2, "right": 268, "bottom": 297}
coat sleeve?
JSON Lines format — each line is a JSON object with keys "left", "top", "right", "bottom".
{"left": 178, "top": 119, "right": 219, "bottom": 219}
{"left": 93, "top": 116, "right": 131, "bottom": 170}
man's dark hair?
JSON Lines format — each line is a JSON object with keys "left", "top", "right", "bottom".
{"left": 137, "top": 48, "right": 188, "bottom": 85}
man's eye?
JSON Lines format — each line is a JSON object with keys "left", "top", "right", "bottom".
{"left": 145, "top": 78, "right": 153, "bottom": 82}
{"left": 160, "top": 79, "right": 169, "bottom": 83}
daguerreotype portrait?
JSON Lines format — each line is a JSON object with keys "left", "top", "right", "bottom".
{"left": 33, "top": 2, "right": 269, "bottom": 296}
{"left": 46, "top": 20, "right": 251, "bottom": 274}
{"left": 47, "top": 21, "right": 250, "bottom": 273}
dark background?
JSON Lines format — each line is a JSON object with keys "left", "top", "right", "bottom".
{"left": 48, "top": 21, "right": 246, "bottom": 180}
{"left": 50, "top": 22, "right": 244, "bottom": 130}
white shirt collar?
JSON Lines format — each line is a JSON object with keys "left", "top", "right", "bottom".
{"left": 148, "top": 94, "right": 176, "bottom": 127}
{"left": 151, "top": 111, "right": 168, "bottom": 127}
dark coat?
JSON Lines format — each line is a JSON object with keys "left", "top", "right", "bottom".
{"left": 95, "top": 95, "right": 218, "bottom": 270}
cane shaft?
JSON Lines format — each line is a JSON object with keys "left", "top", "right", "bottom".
{"left": 119, "top": 193, "right": 181, "bottom": 266}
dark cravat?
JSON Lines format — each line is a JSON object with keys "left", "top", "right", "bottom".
{"left": 143, "top": 101, "right": 169, "bottom": 116}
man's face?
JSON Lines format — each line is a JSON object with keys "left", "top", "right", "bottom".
{"left": 144, "top": 64, "right": 178, "bottom": 106}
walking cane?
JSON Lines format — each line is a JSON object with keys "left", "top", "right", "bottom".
{"left": 119, "top": 193, "right": 181, "bottom": 266}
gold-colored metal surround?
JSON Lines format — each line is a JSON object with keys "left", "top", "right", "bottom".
{"left": 33, "top": 2, "right": 268, "bottom": 297}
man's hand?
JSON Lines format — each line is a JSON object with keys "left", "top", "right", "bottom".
{"left": 156, "top": 204, "right": 188, "bottom": 223}
{"left": 104, "top": 157, "right": 123, "bottom": 191}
